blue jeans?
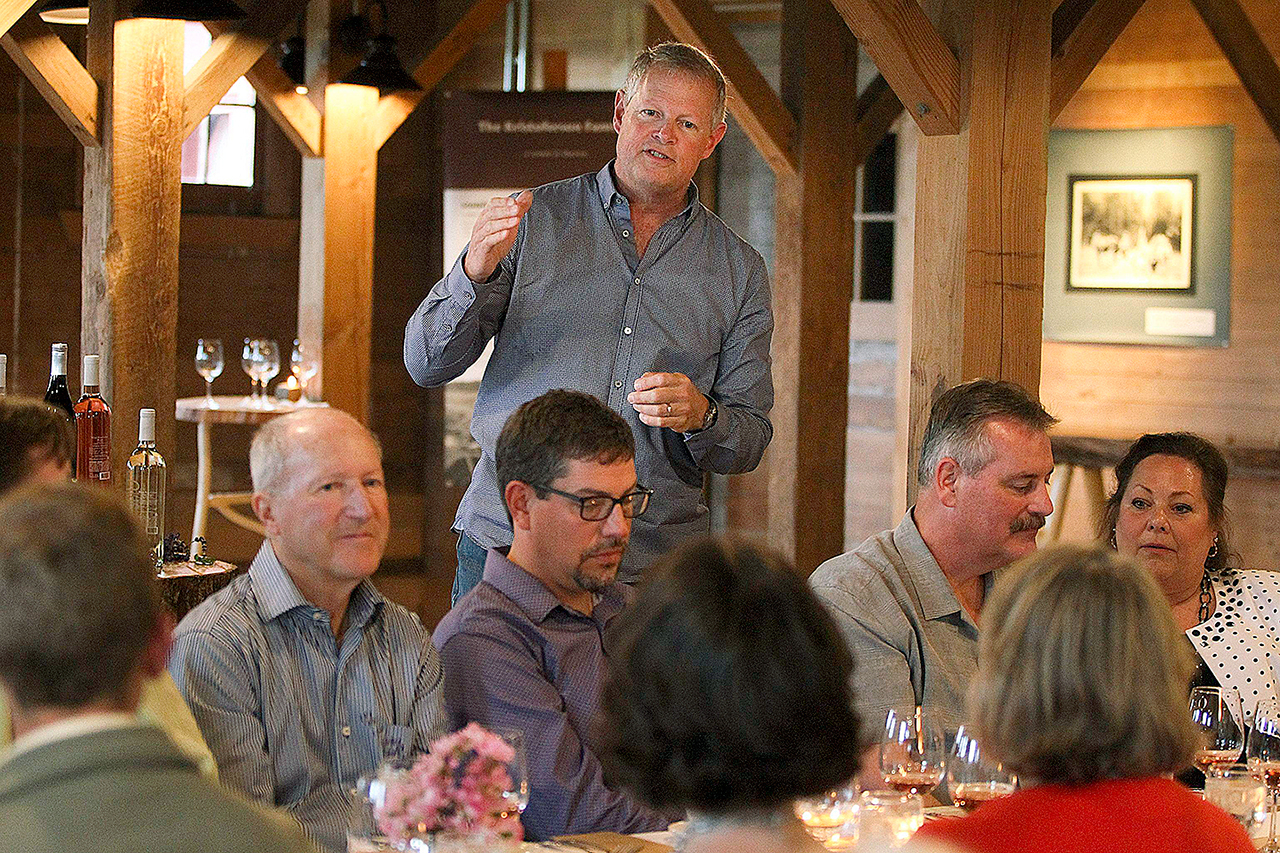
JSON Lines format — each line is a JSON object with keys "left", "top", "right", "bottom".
{"left": 452, "top": 532, "right": 488, "bottom": 605}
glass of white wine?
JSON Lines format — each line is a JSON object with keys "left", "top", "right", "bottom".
{"left": 241, "top": 338, "right": 260, "bottom": 406}
{"left": 195, "top": 339, "right": 223, "bottom": 407}
{"left": 292, "top": 338, "right": 319, "bottom": 401}
{"left": 257, "top": 339, "right": 281, "bottom": 403}
{"left": 1249, "top": 699, "right": 1280, "bottom": 852}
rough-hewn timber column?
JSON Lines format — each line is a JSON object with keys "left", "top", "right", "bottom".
{"left": 83, "top": 0, "right": 183, "bottom": 484}
{"left": 906, "top": 0, "right": 1050, "bottom": 505}
{"left": 769, "top": 0, "right": 858, "bottom": 573}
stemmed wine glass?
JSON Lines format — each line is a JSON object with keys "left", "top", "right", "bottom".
{"left": 948, "top": 726, "right": 1017, "bottom": 811}
{"left": 241, "top": 338, "right": 261, "bottom": 405}
{"left": 880, "top": 706, "right": 946, "bottom": 797}
{"left": 292, "top": 338, "right": 319, "bottom": 401}
{"left": 1191, "top": 686, "right": 1245, "bottom": 775}
{"left": 1249, "top": 699, "right": 1280, "bottom": 851}
{"left": 195, "top": 339, "right": 223, "bottom": 407}
{"left": 257, "top": 339, "right": 281, "bottom": 403}
{"left": 495, "top": 729, "right": 529, "bottom": 819}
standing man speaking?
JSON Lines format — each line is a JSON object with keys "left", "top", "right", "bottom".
{"left": 405, "top": 43, "right": 774, "bottom": 600}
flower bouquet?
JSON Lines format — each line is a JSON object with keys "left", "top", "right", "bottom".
{"left": 374, "top": 723, "right": 525, "bottom": 852}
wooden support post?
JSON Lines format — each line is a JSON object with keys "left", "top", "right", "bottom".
{"left": 1188, "top": 0, "right": 1280, "bottom": 147}
{"left": 769, "top": 0, "right": 858, "bottom": 573}
{"left": 318, "top": 83, "right": 378, "bottom": 423}
{"left": 906, "top": 0, "right": 1050, "bottom": 506}
{"left": 1, "top": 13, "right": 98, "bottom": 145}
{"left": 1049, "top": 0, "right": 1147, "bottom": 121}
{"left": 82, "top": 2, "right": 184, "bottom": 484}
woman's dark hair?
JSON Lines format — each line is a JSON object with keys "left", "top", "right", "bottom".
{"left": 1099, "top": 432, "right": 1232, "bottom": 571}
{"left": 600, "top": 537, "right": 863, "bottom": 814}
{"left": 0, "top": 396, "right": 72, "bottom": 494}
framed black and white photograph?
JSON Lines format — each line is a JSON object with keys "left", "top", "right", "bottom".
{"left": 1044, "top": 127, "right": 1233, "bottom": 348}
{"left": 1067, "top": 175, "right": 1195, "bottom": 291}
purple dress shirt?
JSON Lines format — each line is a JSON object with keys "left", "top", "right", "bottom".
{"left": 432, "top": 549, "right": 674, "bottom": 840}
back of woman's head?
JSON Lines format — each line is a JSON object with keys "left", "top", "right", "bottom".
{"left": 973, "top": 544, "right": 1198, "bottom": 784}
{"left": 600, "top": 536, "right": 863, "bottom": 814}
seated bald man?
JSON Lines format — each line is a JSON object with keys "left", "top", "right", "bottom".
{"left": 169, "top": 407, "right": 447, "bottom": 852}
{"left": 0, "top": 396, "right": 216, "bottom": 778}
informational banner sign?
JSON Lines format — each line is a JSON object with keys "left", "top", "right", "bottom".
{"left": 441, "top": 90, "right": 619, "bottom": 383}
{"left": 440, "top": 91, "right": 618, "bottom": 484}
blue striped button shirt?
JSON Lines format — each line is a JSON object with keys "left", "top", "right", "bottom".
{"left": 169, "top": 542, "right": 447, "bottom": 852}
{"left": 404, "top": 163, "right": 774, "bottom": 581}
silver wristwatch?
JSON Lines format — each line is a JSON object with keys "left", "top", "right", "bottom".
{"left": 694, "top": 396, "right": 718, "bottom": 433}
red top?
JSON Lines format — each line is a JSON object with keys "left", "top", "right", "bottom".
{"left": 914, "top": 776, "right": 1254, "bottom": 853}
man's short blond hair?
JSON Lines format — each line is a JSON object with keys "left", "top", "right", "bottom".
{"left": 621, "top": 42, "right": 727, "bottom": 128}
{"left": 249, "top": 408, "right": 382, "bottom": 496}
{"left": 972, "top": 544, "right": 1198, "bottom": 784}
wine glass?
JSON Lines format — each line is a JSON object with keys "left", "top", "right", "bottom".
{"left": 241, "top": 338, "right": 260, "bottom": 404}
{"left": 857, "top": 790, "right": 924, "bottom": 848}
{"left": 495, "top": 729, "right": 529, "bottom": 819}
{"left": 257, "top": 339, "right": 281, "bottom": 403}
{"left": 292, "top": 338, "right": 319, "bottom": 400}
{"left": 195, "top": 339, "right": 223, "bottom": 406}
{"left": 1191, "top": 686, "right": 1245, "bottom": 775}
{"left": 1206, "top": 763, "right": 1267, "bottom": 835}
{"left": 1250, "top": 699, "right": 1280, "bottom": 851}
{"left": 879, "top": 706, "right": 945, "bottom": 797}
{"left": 948, "top": 726, "right": 1017, "bottom": 811}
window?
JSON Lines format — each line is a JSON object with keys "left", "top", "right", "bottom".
{"left": 853, "top": 132, "right": 897, "bottom": 302}
{"left": 181, "top": 22, "right": 256, "bottom": 187}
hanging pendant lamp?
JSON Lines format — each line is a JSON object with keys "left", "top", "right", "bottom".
{"left": 126, "top": 0, "right": 246, "bottom": 20}
{"left": 338, "top": 0, "right": 420, "bottom": 94}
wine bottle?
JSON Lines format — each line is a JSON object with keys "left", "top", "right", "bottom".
{"left": 128, "top": 408, "right": 166, "bottom": 568}
{"left": 43, "top": 343, "right": 74, "bottom": 420}
{"left": 0, "top": 353, "right": 7, "bottom": 397}
{"left": 74, "top": 354, "right": 112, "bottom": 484}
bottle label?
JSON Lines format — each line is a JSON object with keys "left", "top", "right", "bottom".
{"left": 89, "top": 435, "right": 111, "bottom": 478}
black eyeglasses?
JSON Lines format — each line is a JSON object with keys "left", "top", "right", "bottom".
{"left": 533, "top": 484, "right": 653, "bottom": 520}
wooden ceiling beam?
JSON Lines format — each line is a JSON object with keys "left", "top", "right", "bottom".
{"left": 1049, "top": 0, "right": 1146, "bottom": 121}
{"left": 0, "top": 12, "right": 97, "bottom": 146}
{"left": 0, "top": 0, "right": 35, "bottom": 39}
{"left": 648, "top": 0, "right": 798, "bottom": 176}
{"left": 851, "top": 73, "right": 903, "bottom": 168}
{"left": 186, "top": 0, "right": 307, "bottom": 139}
{"left": 827, "top": 0, "right": 960, "bottom": 135}
{"left": 1188, "top": 0, "right": 1280, "bottom": 146}
{"left": 372, "top": 0, "right": 511, "bottom": 150}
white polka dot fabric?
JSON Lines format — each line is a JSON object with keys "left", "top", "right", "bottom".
{"left": 1188, "top": 568, "right": 1280, "bottom": 724}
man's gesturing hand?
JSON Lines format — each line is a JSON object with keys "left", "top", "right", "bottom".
{"left": 462, "top": 190, "right": 533, "bottom": 283}
{"left": 628, "top": 372, "right": 709, "bottom": 432}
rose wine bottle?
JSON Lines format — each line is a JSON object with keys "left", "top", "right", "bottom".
{"left": 43, "top": 343, "right": 74, "bottom": 420}
{"left": 74, "top": 354, "right": 111, "bottom": 484}
{"left": 128, "top": 408, "right": 166, "bottom": 568}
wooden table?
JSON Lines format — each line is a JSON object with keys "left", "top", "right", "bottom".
{"left": 158, "top": 559, "right": 242, "bottom": 620}
{"left": 175, "top": 396, "right": 328, "bottom": 543}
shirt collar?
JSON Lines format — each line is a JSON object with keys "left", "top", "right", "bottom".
{"left": 595, "top": 161, "right": 700, "bottom": 222}
{"left": 249, "top": 541, "right": 385, "bottom": 628}
{"left": 895, "top": 510, "right": 985, "bottom": 622}
{"left": 5, "top": 713, "right": 141, "bottom": 764}
{"left": 482, "top": 548, "right": 627, "bottom": 625}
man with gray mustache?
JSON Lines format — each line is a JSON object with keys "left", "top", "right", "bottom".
{"left": 433, "top": 390, "right": 675, "bottom": 840}
{"left": 810, "top": 379, "right": 1057, "bottom": 735}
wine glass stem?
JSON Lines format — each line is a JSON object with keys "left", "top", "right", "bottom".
{"left": 205, "top": 379, "right": 213, "bottom": 403}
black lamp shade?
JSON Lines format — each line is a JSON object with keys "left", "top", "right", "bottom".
{"left": 126, "top": 0, "right": 246, "bottom": 20}
{"left": 339, "top": 33, "right": 421, "bottom": 94}
{"left": 37, "top": 0, "right": 90, "bottom": 24}
{"left": 280, "top": 35, "right": 306, "bottom": 88}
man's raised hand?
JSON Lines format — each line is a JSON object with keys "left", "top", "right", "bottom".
{"left": 462, "top": 190, "right": 533, "bottom": 283}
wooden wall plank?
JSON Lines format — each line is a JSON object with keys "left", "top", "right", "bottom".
{"left": 768, "top": 0, "right": 857, "bottom": 572}
{"left": 1049, "top": 0, "right": 1148, "bottom": 120}
{"left": 373, "top": 0, "right": 510, "bottom": 149}
{"left": 0, "top": 0, "right": 35, "bottom": 39}
{"left": 1, "top": 14, "right": 98, "bottom": 146}
{"left": 1188, "top": 0, "right": 1280, "bottom": 145}
{"left": 319, "top": 84, "right": 378, "bottom": 423}
{"left": 828, "top": 0, "right": 961, "bottom": 135}
{"left": 648, "top": 0, "right": 798, "bottom": 176}
{"left": 185, "top": 0, "right": 307, "bottom": 138}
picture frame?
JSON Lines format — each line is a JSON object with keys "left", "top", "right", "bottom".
{"left": 1043, "top": 127, "right": 1233, "bottom": 348}
{"left": 1066, "top": 175, "right": 1196, "bottom": 292}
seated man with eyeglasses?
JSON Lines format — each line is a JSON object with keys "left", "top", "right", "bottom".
{"left": 433, "top": 389, "right": 676, "bottom": 841}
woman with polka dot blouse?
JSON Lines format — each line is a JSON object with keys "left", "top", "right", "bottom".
{"left": 1105, "top": 433, "right": 1277, "bottom": 727}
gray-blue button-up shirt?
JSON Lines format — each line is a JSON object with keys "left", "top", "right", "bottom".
{"left": 404, "top": 163, "right": 774, "bottom": 581}
{"left": 168, "top": 543, "right": 447, "bottom": 852}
